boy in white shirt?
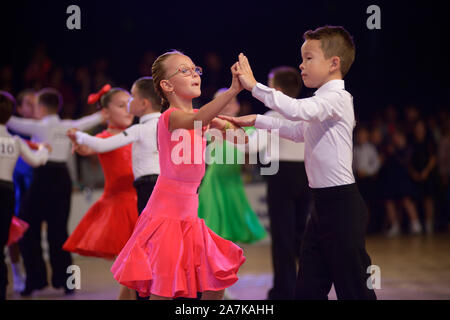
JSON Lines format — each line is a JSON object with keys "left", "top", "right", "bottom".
{"left": 221, "top": 26, "right": 376, "bottom": 300}
{"left": 0, "top": 92, "right": 50, "bottom": 300}
{"left": 6, "top": 88, "right": 104, "bottom": 296}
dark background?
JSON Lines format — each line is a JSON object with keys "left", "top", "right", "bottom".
{"left": 0, "top": 0, "right": 448, "bottom": 119}
{"left": 1, "top": 1, "right": 449, "bottom": 233}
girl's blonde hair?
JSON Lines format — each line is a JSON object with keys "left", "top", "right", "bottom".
{"left": 151, "top": 50, "right": 185, "bottom": 113}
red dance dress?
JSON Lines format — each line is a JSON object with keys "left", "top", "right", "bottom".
{"left": 63, "top": 130, "right": 139, "bottom": 260}
{"left": 111, "top": 108, "right": 246, "bottom": 298}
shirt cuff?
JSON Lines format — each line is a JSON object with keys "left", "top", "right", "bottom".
{"left": 75, "top": 131, "right": 88, "bottom": 145}
{"left": 251, "top": 83, "right": 272, "bottom": 102}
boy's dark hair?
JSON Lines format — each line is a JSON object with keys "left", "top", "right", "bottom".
{"left": 0, "top": 91, "right": 16, "bottom": 124}
{"left": 304, "top": 25, "right": 355, "bottom": 78}
{"left": 269, "top": 66, "right": 302, "bottom": 98}
{"left": 37, "top": 88, "right": 62, "bottom": 112}
{"left": 133, "top": 77, "right": 161, "bottom": 111}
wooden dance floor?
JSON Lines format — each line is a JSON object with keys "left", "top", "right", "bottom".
{"left": 6, "top": 233, "right": 450, "bottom": 300}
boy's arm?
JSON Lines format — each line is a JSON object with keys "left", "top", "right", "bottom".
{"left": 252, "top": 83, "right": 343, "bottom": 122}
{"left": 255, "top": 114, "right": 305, "bottom": 143}
{"left": 236, "top": 53, "right": 342, "bottom": 122}
{"left": 75, "top": 125, "right": 138, "bottom": 153}
{"left": 16, "top": 138, "right": 49, "bottom": 167}
{"left": 65, "top": 112, "right": 104, "bottom": 130}
{"left": 220, "top": 113, "right": 305, "bottom": 143}
{"left": 6, "top": 116, "right": 42, "bottom": 137}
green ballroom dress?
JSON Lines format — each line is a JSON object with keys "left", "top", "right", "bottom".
{"left": 198, "top": 127, "right": 267, "bottom": 243}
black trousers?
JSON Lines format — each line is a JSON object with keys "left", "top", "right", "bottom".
{"left": 266, "top": 161, "right": 311, "bottom": 300}
{"left": 133, "top": 175, "right": 159, "bottom": 216}
{"left": 18, "top": 163, "right": 73, "bottom": 290}
{"left": 0, "top": 181, "right": 15, "bottom": 300}
{"left": 295, "top": 183, "right": 377, "bottom": 300}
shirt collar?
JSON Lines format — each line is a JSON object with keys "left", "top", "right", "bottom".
{"left": 140, "top": 112, "right": 161, "bottom": 124}
{"left": 314, "top": 79, "right": 345, "bottom": 96}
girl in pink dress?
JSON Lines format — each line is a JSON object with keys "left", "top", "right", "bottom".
{"left": 111, "top": 51, "right": 247, "bottom": 300}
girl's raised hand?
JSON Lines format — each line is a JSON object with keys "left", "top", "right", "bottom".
{"left": 230, "top": 62, "right": 244, "bottom": 94}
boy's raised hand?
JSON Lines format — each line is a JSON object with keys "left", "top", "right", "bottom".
{"left": 236, "top": 53, "right": 257, "bottom": 91}
{"left": 218, "top": 114, "right": 257, "bottom": 127}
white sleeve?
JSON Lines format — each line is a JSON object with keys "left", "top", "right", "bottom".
{"left": 16, "top": 138, "right": 49, "bottom": 167}
{"left": 75, "top": 125, "right": 138, "bottom": 153}
{"left": 65, "top": 112, "right": 103, "bottom": 130}
{"left": 6, "top": 116, "right": 42, "bottom": 137}
{"left": 252, "top": 83, "right": 344, "bottom": 122}
{"left": 255, "top": 114, "right": 305, "bottom": 143}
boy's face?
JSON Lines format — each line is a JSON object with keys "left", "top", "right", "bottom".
{"left": 299, "top": 39, "right": 334, "bottom": 88}
{"left": 35, "top": 103, "right": 47, "bottom": 119}
{"left": 128, "top": 84, "right": 147, "bottom": 117}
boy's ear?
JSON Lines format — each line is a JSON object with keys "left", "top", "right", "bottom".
{"left": 143, "top": 98, "right": 151, "bottom": 109}
{"left": 330, "top": 56, "right": 341, "bottom": 73}
{"left": 146, "top": 98, "right": 157, "bottom": 111}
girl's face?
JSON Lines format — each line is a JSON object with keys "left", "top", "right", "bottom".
{"left": 128, "top": 84, "right": 146, "bottom": 117}
{"left": 163, "top": 54, "right": 201, "bottom": 100}
{"left": 103, "top": 91, "right": 133, "bottom": 128}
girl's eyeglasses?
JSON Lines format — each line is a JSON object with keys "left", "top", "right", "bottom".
{"left": 167, "top": 65, "right": 203, "bottom": 79}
